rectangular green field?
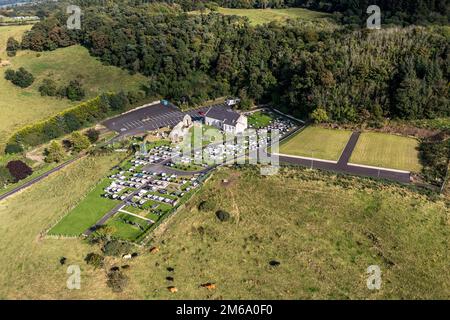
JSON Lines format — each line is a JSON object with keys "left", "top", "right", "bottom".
{"left": 279, "top": 126, "right": 352, "bottom": 161}
{"left": 49, "top": 178, "right": 120, "bottom": 236}
{"left": 107, "top": 213, "right": 149, "bottom": 241}
{"left": 349, "top": 132, "right": 421, "bottom": 172}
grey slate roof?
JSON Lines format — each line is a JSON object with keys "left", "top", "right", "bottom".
{"left": 205, "top": 107, "right": 242, "bottom": 126}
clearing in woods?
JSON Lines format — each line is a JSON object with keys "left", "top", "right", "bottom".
{"left": 210, "top": 8, "right": 330, "bottom": 26}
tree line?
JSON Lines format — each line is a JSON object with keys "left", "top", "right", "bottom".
{"left": 19, "top": 3, "right": 449, "bottom": 124}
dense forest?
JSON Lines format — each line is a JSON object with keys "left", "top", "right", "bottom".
{"left": 19, "top": 2, "right": 449, "bottom": 123}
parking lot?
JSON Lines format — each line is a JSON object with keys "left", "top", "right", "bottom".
{"left": 103, "top": 101, "right": 230, "bottom": 136}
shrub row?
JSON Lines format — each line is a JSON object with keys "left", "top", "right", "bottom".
{"left": 5, "top": 91, "right": 140, "bottom": 153}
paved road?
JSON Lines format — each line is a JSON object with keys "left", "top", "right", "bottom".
{"left": 0, "top": 154, "right": 86, "bottom": 202}
{"left": 337, "top": 132, "right": 360, "bottom": 167}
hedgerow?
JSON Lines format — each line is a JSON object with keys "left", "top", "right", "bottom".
{"left": 5, "top": 91, "right": 135, "bottom": 153}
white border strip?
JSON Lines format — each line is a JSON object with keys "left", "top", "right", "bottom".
{"left": 273, "top": 153, "right": 338, "bottom": 164}
{"left": 348, "top": 163, "right": 410, "bottom": 174}
{"left": 120, "top": 100, "right": 162, "bottom": 115}
{"left": 118, "top": 209, "right": 154, "bottom": 222}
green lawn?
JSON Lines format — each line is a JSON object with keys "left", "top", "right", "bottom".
{"left": 192, "top": 8, "right": 331, "bottom": 26}
{"left": 349, "top": 132, "right": 422, "bottom": 172}
{"left": 49, "top": 177, "right": 120, "bottom": 236}
{"left": 107, "top": 213, "right": 150, "bottom": 241}
{"left": 248, "top": 111, "right": 273, "bottom": 128}
{"left": 279, "top": 126, "right": 352, "bottom": 161}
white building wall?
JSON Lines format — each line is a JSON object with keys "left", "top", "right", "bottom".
{"left": 205, "top": 117, "right": 223, "bottom": 130}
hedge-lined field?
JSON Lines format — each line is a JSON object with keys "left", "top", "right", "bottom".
{"left": 5, "top": 90, "right": 139, "bottom": 153}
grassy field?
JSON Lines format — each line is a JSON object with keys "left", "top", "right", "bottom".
{"left": 0, "top": 153, "right": 125, "bottom": 299}
{"left": 130, "top": 167, "right": 450, "bottom": 299}
{"left": 107, "top": 213, "right": 149, "bottom": 242}
{"left": 0, "top": 25, "right": 72, "bottom": 152}
{"left": 0, "top": 25, "right": 147, "bottom": 153}
{"left": 279, "top": 126, "right": 352, "bottom": 161}
{"left": 0, "top": 159, "right": 448, "bottom": 299}
{"left": 49, "top": 176, "right": 121, "bottom": 236}
{"left": 0, "top": 24, "right": 31, "bottom": 57}
{"left": 0, "top": 160, "right": 450, "bottom": 299}
{"left": 193, "top": 8, "right": 331, "bottom": 26}
{"left": 248, "top": 111, "right": 273, "bottom": 128}
{"left": 11, "top": 45, "right": 147, "bottom": 98}
{"left": 350, "top": 132, "right": 422, "bottom": 172}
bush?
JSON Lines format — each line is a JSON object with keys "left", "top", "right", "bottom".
{"left": 38, "top": 78, "right": 58, "bottom": 96}
{"left": 6, "top": 37, "right": 20, "bottom": 57}
{"left": 0, "top": 166, "right": 13, "bottom": 187}
{"left": 127, "top": 90, "right": 145, "bottom": 104}
{"left": 4, "top": 67, "right": 34, "bottom": 88}
{"left": 44, "top": 141, "right": 66, "bottom": 163}
{"left": 86, "top": 225, "right": 116, "bottom": 245}
{"left": 65, "top": 80, "right": 86, "bottom": 101}
{"left": 102, "top": 240, "right": 132, "bottom": 257}
{"left": 215, "top": 210, "right": 230, "bottom": 222}
{"left": 62, "top": 139, "right": 73, "bottom": 150}
{"left": 84, "top": 252, "right": 105, "bottom": 269}
{"left": 70, "top": 132, "right": 91, "bottom": 152}
{"left": 419, "top": 136, "right": 450, "bottom": 186}
{"left": 6, "top": 160, "right": 32, "bottom": 182}
{"left": 5, "top": 142, "right": 23, "bottom": 154}
{"left": 4, "top": 69, "right": 15, "bottom": 81}
{"left": 85, "top": 128, "right": 100, "bottom": 143}
{"left": 198, "top": 200, "right": 215, "bottom": 212}
{"left": 106, "top": 268, "right": 128, "bottom": 292}
{"left": 310, "top": 107, "right": 329, "bottom": 123}
{"left": 109, "top": 91, "right": 129, "bottom": 111}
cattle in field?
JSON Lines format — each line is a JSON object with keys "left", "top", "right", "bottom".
{"left": 200, "top": 283, "right": 216, "bottom": 290}
{"left": 168, "top": 286, "right": 178, "bottom": 293}
{"left": 149, "top": 246, "right": 159, "bottom": 253}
